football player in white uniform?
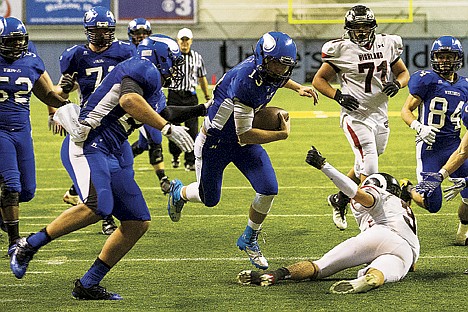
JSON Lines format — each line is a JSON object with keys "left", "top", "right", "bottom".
{"left": 237, "top": 146, "right": 420, "bottom": 294}
{"left": 312, "top": 5, "right": 410, "bottom": 230}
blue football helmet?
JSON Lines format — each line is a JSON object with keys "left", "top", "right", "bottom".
{"left": 344, "top": 5, "right": 377, "bottom": 47}
{"left": 362, "top": 173, "right": 401, "bottom": 197}
{"left": 254, "top": 32, "right": 297, "bottom": 87}
{"left": 128, "top": 18, "right": 152, "bottom": 46}
{"left": 430, "top": 36, "right": 464, "bottom": 74}
{"left": 0, "top": 17, "right": 29, "bottom": 61}
{"left": 83, "top": 6, "right": 116, "bottom": 49}
{"left": 137, "top": 34, "right": 185, "bottom": 88}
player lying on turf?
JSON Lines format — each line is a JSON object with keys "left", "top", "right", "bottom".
{"left": 237, "top": 146, "right": 420, "bottom": 294}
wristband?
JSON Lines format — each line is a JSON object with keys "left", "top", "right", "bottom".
{"left": 410, "top": 120, "right": 421, "bottom": 130}
{"left": 438, "top": 168, "right": 449, "bottom": 180}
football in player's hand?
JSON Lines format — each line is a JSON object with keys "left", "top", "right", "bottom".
{"left": 252, "top": 106, "right": 289, "bottom": 131}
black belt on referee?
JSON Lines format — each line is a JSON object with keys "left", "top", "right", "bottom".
{"left": 168, "top": 90, "right": 195, "bottom": 96}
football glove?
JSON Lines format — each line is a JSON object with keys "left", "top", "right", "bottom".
{"left": 305, "top": 146, "right": 326, "bottom": 169}
{"left": 382, "top": 80, "right": 401, "bottom": 97}
{"left": 333, "top": 89, "right": 359, "bottom": 111}
{"left": 410, "top": 120, "right": 440, "bottom": 145}
{"left": 415, "top": 172, "right": 444, "bottom": 197}
{"left": 49, "top": 115, "right": 67, "bottom": 136}
{"left": 443, "top": 177, "right": 468, "bottom": 201}
{"left": 53, "top": 103, "right": 90, "bottom": 142}
{"left": 48, "top": 113, "right": 62, "bottom": 135}
{"left": 161, "top": 123, "right": 194, "bottom": 153}
{"left": 60, "top": 73, "right": 76, "bottom": 94}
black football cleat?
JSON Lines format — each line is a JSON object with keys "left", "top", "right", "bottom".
{"left": 72, "top": 279, "right": 122, "bottom": 300}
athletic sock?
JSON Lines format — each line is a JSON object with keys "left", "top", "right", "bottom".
{"left": 80, "top": 258, "right": 111, "bottom": 288}
{"left": 27, "top": 227, "right": 52, "bottom": 249}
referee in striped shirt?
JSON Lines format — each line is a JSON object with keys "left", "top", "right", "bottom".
{"left": 168, "top": 28, "right": 211, "bottom": 171}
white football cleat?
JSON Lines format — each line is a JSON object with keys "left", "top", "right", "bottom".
{"left": 455, "top": 222, "right": 468, "bottom": 246}
{"left": 329, "top": 274, "right": 379, "bottom": 294}
{"left": 328, "top": 194, "right": 348, "bottom": 230}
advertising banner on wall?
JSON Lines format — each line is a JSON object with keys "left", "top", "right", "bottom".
{"left": 116, "top": 0, "right": 197, "bottom": 23}
{"left": 26, "top": 0, "right": 111, "bottom": 25}
{"left": 0, "top": 0, "right": 23, "bottom": 19}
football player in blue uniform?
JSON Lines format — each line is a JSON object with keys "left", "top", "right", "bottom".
{"left": 401, "top": 36, "right": 468, "bottom": 245}
{"left": 0, "top": 17, "right": 69, "bottom": 250}
{"left": 166, "top": 31, "right": 318, "bottom": 270}
{"left": 55, "top": 6, "right": 135, "bottom": 235}
{"left": 127, "top": 18, "right": 172, "bottom": 195}
{"left": 9, "top": 34, "right": 208, "bottom": 300}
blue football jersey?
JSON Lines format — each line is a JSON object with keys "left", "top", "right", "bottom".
{"left": 461, "top": 102, "right": 468, "bottom": 128}
{"left": 205, "top": 55, "right": 279, "bottom": 141}
{"left": 59, "top": 40, "right": 136, "bottom": 105}
{"left": 409, "top": 70, "right": 468, "bottom": 138}
{"left": 0, "top": 52, "right": 45, "bottom": 130}
{"left": 148, "top": 90, "right": 167, "bottom": 113}
{"left": 28, "top": 41, "right": 38, "bottom": 55}
{"left": 80, "top": 56, "right": 162, "bottom": 153}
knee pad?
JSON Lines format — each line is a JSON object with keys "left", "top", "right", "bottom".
{"left": 251, "top": 193, "right": 275, "bottom": 214}
{"left": 149, "top": 143, "right": 163, "bottom": 165}
{"left": 1, "top": 190, "right": 19, "bottom": 207}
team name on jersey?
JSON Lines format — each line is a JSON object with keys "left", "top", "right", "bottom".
{"left": 3, "top": 68, "right": 21, "bottom": 73}
{"left": 445, "top": 90, "right": 461, "bottom": 97}
{"left": 358, "top": 51, "right": 384, "bottom": 62}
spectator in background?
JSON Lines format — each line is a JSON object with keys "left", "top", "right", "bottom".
{"left": 167, "top": 27, "right": 211, "bottom": 171}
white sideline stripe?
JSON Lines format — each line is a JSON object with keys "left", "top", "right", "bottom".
{"left": 19, "top": 213, "right": 458, "bottom": 219}
{"left": 0, "top": 271, "right": 52, "bottom": 275}
{"left": 0, "top": 255, "right": 466, "bottom": 267}
{"left": 37, "top": 165, "right": 418, "bottom": 172}
{"left": 30, "top": 185, "right": 461, "bottom": 191}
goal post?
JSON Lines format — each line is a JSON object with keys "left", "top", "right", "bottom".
{"left": 288, "top": 0, "right": 414, "bottom": 24}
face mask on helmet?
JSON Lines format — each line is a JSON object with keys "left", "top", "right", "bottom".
{"left": 362, "top": 173, "right": 401, "bottom": 197}
{"left": 137, "top": 35, "right": 185, "bottom": 88}
{"left": 254, "top": 32, "right": 297, "bottom": 87}
{"left": 344, "top": 5, "right": 377, "bottom": 47}
{"left": 0, "top": 17, "right": 29, "bottom": 62}
{"left": 128, "top": 18, "right": 152, "bottom": 46}
{"left": 431, "top": 36, "right": 464, "bottom": 74}
{"left": 83, "top": 6, "right": 116, "bottom": 49}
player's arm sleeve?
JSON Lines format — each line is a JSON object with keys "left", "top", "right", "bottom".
{"left": 233, "top": 97, "right": 254, "bottom": 136}
{"left": 120, "top": 76, "right": 144, "bottom": 97}
{"left": 228, "top": 77, "right": 255, "bottom": 136}
{"left": 159, "top": 105, "right": 206, "bottom": 123}
{"left": 321, "top": 162, "right": 359, "bottom": 198}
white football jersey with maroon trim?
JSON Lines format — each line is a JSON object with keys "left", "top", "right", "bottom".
{"left": 351, "top": 185, "right": 420, "bottom": 261}
{"left": 322, "top": 34, "right": 403, "bottom": 125}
